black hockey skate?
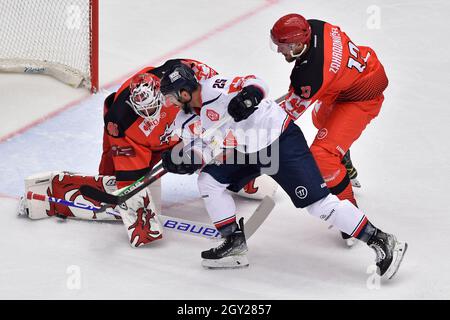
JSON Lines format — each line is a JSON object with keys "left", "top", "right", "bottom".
{"left": 201, "top": 218, "right": 249, "bottom": 269}
{"left": 367, "top": 230, "right": 408, "bottom": 279}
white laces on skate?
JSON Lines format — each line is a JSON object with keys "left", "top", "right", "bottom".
{"left": 370, "top": 243, "right": 386, "bottom": 263}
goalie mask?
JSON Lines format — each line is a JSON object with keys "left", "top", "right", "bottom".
{"left": 129, "top": 73, "right": 165, "bottom": 121}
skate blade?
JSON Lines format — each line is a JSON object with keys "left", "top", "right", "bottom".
{"left": 384, "top": 242, "right": 408, "bottom": 280}
{"left": 202, "top": 255, "right": 249, "bottom": 269}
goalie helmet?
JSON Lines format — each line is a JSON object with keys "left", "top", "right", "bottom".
{"left": 270, "top": 14, "right": 311, "bottom": 58}
{"left": 129, "top": 73, "right": 165, "bottom": 121}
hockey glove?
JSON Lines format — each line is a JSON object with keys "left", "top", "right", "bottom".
{"left": 161, "top": 148, "right": 203, "bottom": 175}
{"left": 227, "top": 85, "right": 264, "bottom": 122}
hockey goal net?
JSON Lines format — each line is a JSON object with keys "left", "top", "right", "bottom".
{"left": 0, "top": 0, "right": 98, "bottom": 92}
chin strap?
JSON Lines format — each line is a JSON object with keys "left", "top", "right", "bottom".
{"left": 290, "top": 44, "right": 308, "bottom": 59}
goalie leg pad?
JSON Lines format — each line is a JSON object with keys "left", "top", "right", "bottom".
{"left": 21, "top": 171, "right": 119, "bottom": 220}
{"left": 119, "top": 188, "right": 163, "bottom": 248}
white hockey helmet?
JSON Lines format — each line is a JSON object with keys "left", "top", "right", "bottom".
{"left": 129, "top": 73, "right": 165, "bottom": 120}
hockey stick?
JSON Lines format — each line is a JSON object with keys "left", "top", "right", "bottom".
{"left": 25, "top": 191, "right": 222, "bottom": 239}
{"left": 25, "top": 191, "right": 274, "bottom": 240}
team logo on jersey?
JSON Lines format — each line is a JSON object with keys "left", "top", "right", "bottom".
{"left": 106, "top": 122, "right": 119, "bottom": 137}
{"left": 300, "top": 86, "right": 312, "bottom": 99}
{"left": 159, "top": 123, "right": 173, "bottom": 145}
{"left": 206, "top": 109, "right": 220, "bottom": 122}
{"left": 317, "top": 128, "right": 328, "bottom": 140}
{"left": 295, "top": 186, "right": 308, "bottom": 199}
{"left": 139, "top": 118, "right": 160, "bottom": 137}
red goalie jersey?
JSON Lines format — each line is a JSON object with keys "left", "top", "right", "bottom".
{"left": 99, "top": 59, "right": 218, "bottom": 188}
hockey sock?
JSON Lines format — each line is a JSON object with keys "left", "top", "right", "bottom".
{"left": 353, "top": 220, "right": 378, "bottom": 243}
{"left": 329, "top": 173, "right": 357, "bottom": 206}
{"left": 214, "top": 216, "right": 238, "bottom": 237}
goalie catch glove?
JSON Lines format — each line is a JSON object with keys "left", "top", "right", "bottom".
{"left": 227, "top": 85, "right": 264, "bottom": 122}
{"left": 161, "top": 147, "right": 203, "bottom": 175}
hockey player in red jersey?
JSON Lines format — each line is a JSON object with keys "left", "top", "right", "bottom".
{"left": 99, "top": 59, "right": 218, "bottom": 186}
{"left": 159, "top": 63, "right": 407, "bottom": 279}
{"left": 270, "top": 14, "right": 389, "bottom": 244}
{"left": 18, "top": 59, "right": 219, "bottom": 247}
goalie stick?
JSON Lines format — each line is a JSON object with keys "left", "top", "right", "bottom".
{"left": 80, "top": 94, "right": 288, "bottom": 209}
{"left": 24, "top": 191, "right": 275, "bottom": 240}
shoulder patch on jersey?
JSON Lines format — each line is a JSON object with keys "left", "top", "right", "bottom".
{"left": 106, "top": 121, "right": 120, "bottom": 137}
{"left": 228, "top": 75, "right": 256, "bottom": 94}
{"left": 206, "top": 109, "right": 220, "bottom": 122}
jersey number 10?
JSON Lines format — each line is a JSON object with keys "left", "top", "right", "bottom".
{"left": 347, "top": 42, "right": 371, "bottom": 73}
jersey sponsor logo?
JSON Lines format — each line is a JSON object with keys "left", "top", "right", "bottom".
{"left": 111, "top": 145, "right": 136, "bottom": 157}
{"left": 317, "top": 128, "right": 328, "bottom": 140}
{"left": 188, "top": 120, "right": 203, "bottom": 136}
{"left": 223, "top": 130, "right": 238, "bottom": 147}
{"left": 139, "top": 118, "right": 160, "bottom": 137}
{"left": 106, "top": 121, "right": 119, "bottom": 137}
{"left": 206, "top": 109, "right": 220, "bottom": 122}
{"left": 295, "top": 186, "right": 308, "bottom": 199}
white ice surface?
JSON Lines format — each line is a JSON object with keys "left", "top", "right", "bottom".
{"left": 1, "top": 0, "right": 450, "bottom": 299}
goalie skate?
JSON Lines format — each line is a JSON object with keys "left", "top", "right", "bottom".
{"left": 17, "top": 196, "right": 28, "bottom": 217}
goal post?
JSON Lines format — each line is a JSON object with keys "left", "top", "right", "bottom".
{"left": 0, "top": 0, "right": 99, "bottom": 93}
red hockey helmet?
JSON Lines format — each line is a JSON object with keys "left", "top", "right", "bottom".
{"left": 271, "top": 14, "right": 311, "bottom": 46}
{"left": 270, "top": 13, "right": 311, "bottom": 58}
{"left": 129, "top": 73, "right": 164, "bottom": 120}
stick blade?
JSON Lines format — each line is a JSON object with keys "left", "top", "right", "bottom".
{"left": 244, "top": 196, "right": 275, "bottom": 240}
{"left": 79, "top": 185, "right": 119, "bottom": 205}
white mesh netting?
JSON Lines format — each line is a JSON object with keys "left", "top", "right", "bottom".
{"left": 0, "top": 0, "right": 96, "bottom": 89}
